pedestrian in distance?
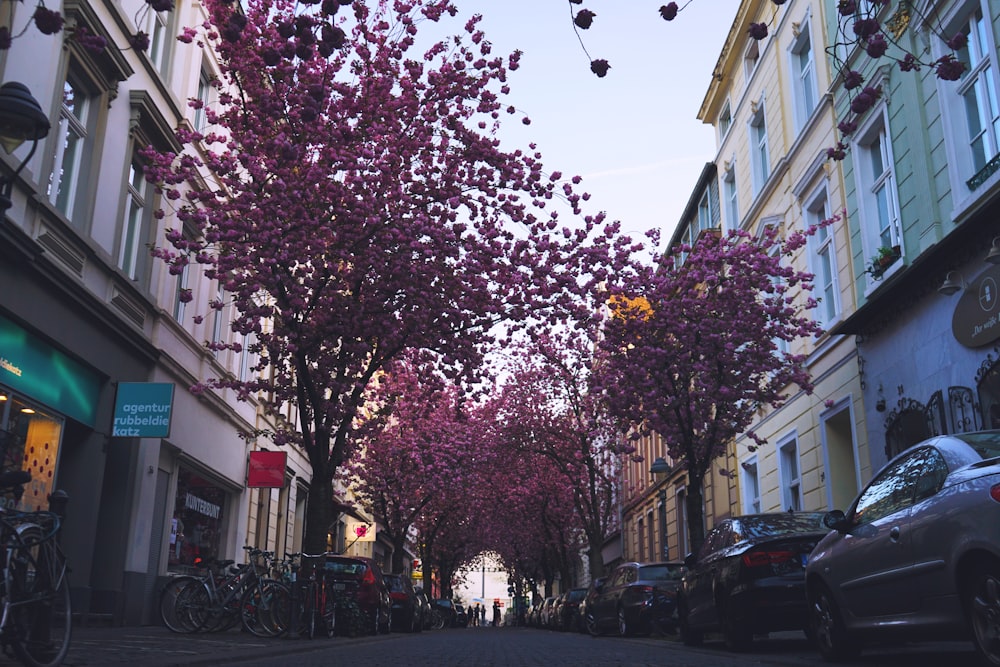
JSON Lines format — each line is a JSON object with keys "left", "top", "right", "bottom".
{"left": 492, "top": 601, "right": 501, "bottom": 627}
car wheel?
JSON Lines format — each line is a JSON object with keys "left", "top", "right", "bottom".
{"left": 966, "top": 565, "right": 1000, "bottom": 666}
{"left": 617, "top": 607, "right": 631, "bottom": 637}
{"left": 720, "top": 601, "right": 752, "bottom": 652}
{"left": 586, "top": 612, "right": 600, "bottom": 637}
{"left": 677, "top": 601, "right": 703, "bottom": 647}
{"left": 810, "top": 585, "right": 861, "bottom": 662}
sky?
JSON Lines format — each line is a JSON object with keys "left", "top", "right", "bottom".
{"left": 451, "top": 0, "right": 744, "bottom": 248}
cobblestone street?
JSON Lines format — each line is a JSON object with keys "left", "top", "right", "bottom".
{"left": 53, "top": 624, "right": 980, "bottom": 667}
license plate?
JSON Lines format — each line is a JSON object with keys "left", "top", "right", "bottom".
{"left": 333, "top": 583, "right": 346, "bottom": 590}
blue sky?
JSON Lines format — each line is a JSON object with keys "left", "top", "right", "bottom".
{"left": 454, "top": 0, "right": 743, "bottom": 248}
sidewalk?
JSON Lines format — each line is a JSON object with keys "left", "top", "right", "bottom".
{"left": 59, "top": 623, "right": 376, "bottom": 667}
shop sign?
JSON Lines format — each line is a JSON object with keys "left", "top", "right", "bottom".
{"left": 0, "top": 314, "right": 100, "bottom": 426}
{"left": 953, "top": 263, "right": 1000, "bottom": 348}
{"left": 346, "top": 520, "right": 375, "bottom": 542}
{"left": 247, "top": 451, "right": 287, "bottom": 488}
{"left": 112, "top": 382, "right": 175, "bottom": 437}
{"left": 185, "top": 492, "right": 221, "bottom": 518}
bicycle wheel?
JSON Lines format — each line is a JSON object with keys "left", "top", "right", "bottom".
{"left": 159, "top": 576, "right": 206, "bottom": 633}
{"left": 7, "top": 538, "right": 72, "bottom": 667}
{"left": 241, "top": 580, "right": 288, "bottom": 638}
{"left": 257, "top": 581, "right": 293, "bottom": 637}
{"left": 322, "top": 596, "right": 336, "bottom": 638}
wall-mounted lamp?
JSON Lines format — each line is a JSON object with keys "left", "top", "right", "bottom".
{"left": 875, "top": 383, "right": 886, "bottom": 412}
{"left": 938, "top": 271, "right": 966, "bottom": 296}
{"left": 988, "top": 237, "right": 1000, "bottom": 265}
{"left": 0, "top": 81, "right": 51, "bottom": 214}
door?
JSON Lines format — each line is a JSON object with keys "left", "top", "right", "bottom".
{"left": 684, "top": 522, "right": 732, "bottom": 627}
{"left": 825, "top": 450, "right": 924, "bottom": 617}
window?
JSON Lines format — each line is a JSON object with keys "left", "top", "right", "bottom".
{"left": 719, "top": 101, "right": 732, "bottom": 139}
{"left": 791, "top": 20, "right": 818, "bottom": 131}
{"left": 675, "top": 487, "right": 688, "bottom": 558}
{"left": 750, "top": 102, "right": 770, "bottom": 194}
{"left": 744, "top": 40, "right": 760, "bottom": 80}
{"left": 118, "top": 156, "right": 152, "bottom": 281}
{"left": 239, "top": 334, "right": 254, "bottom": 382}
{"left": 806, "top": 188, "right": 840, "bottom": 326}
{"left": 723, "top": 165, "right": 739, "bottom": 230}
{"left": 953, "top": 5, "right": 1000, "bottom": 189}
{"left": 778, "top": 436, "right": 802, "bottom": 511}
{"left": 855, "top": 112, "right": 902, "bottom": 273}
{"left": 212, "top": 285, "right": 226, "bottom": 358}
{"left": 647, "top": 510, "right": 656, "bottom": 561}
{"left": 49, "top": 78, "right": 92, "bottom": 221}
{"left": 194, "top": 68, "right": 213, "bottom": 134}
{"left": 851, "top": 449, "right": 930, "bottom": 525}
{"left": 144, "top": 5, "right": 173, "bottom": 74}
{"left": 697, "top": 189, "right": 716, "bottom": 234}
{"left": 173, "top": 261, "right": 190, "bottom": 323}
{"left": 637, "top": 516, "right": 645, "bottom": 561}
{"left": 741, "top": 458, "right": 761, "bottom": 513}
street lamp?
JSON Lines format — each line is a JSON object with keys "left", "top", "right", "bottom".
{"left": 649, "top": 456, "right": 670, "bottom": 560}
{"left": 0, "top": 82, "right": 51, "bottom": 214}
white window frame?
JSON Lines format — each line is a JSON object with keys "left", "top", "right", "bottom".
{"left": 853, "top": 105, "right": 903, "bottom": 284}
{"left": 741, "top": 456, "right": 761, "bottom": 514}
{"left": 777, "top": 433, "right": 803, "bottom": 512}
{"left": 789, "top": 16, "right": 818, "bottom": 132}
{"left": 173, "top": 261, "right": 190, "bottom": 323}
{"left": 118, "top": 157, "right": 150, "bottom": 281}
{"left": 719, "top": 101, "right": 733, "bottom": 140}
{"left": 744, "top": 40, "right": 760, "bottom": 81}
{"left": 145, "top": 6, "right": 172, "bottom": 75}
{"left": 805, "top": 185, "right": 840, "bottom": 328}
{"left": 723, "top": 164, "right": 739, "bottom": 231}
{"left": 49, "top": 78, "right": 91, "bottom": 221}
{"left": 749, "top": 100, "right": 770, "bottom": 195}
{"left": 212, "top": 285, "right": 226, "bottom": 359}
{"left": 933, "top": 0, "right": 1000, "bottom": 213}
{"left": 194, "top": 68, "right": 213, "bottom": 134}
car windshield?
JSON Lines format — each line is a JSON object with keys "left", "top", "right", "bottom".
{"left": 956, "top": 432, "right": 1000, "bottom": 460}
{"left": 734, "top": 513, "right": 826, "bottom": 540}
{"left": 325, "top": 559, "right": 366, "bottom": 575}
{"left": 637, "top": 564, "right": 685, "bottom": 581}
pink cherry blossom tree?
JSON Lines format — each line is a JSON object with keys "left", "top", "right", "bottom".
{"left": 490, "top": 331, "right": 632, "bottom": 579}
{"left": 596, "top": 224, "right": 827, "bottom": 554}
{"left": 346, "top": 357, "right": 483, "bottom": 574}
{"left": 143, "top": 0, "right": 626, "bottom": 554}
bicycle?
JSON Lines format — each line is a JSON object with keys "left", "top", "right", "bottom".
{"left": 295, "top": 553, "right": 335, "bottom": 639}
{"left": 0, "top": 469, "right": 72, "bottom": 667}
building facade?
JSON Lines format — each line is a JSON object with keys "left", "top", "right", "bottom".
{"left": 829, "top": 0, "right": 1000, "bottom": 471}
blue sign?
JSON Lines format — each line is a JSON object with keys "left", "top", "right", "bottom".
{"left": 112, "top": 382, "right": 174, "bottom": 437}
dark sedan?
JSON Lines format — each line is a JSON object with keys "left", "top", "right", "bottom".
{"left": 806, "top": 432, "right": 1000, "bottom": 664}
{"left": 587, "top": 561, "right": 686, "bottom": 637}
{"left": 323, "top": 555, "right": 392, "bottom": 636}
{"left": 677, "top": 512, "right": 827, "bottom": 650}
{"left": 383, "top": 573, "right": 422, "bottom": 633}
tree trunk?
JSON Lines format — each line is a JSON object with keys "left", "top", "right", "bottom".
{"left": 586, "top": 535, "right": 604, "bottom": 580}
{"left": 685, "top": 478, "right": 706, "bottom": 558}
{"left": 390, "top": 532, "right": 407, "bottom": 574}
{"left": 304, "top": 472, "right": 334, "bottom": 555}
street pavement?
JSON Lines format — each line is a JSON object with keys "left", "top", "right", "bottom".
{"left": 46, "top": 623, "right": 981, "bottom": 667}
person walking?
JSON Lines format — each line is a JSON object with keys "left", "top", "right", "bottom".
{"left": 492, "top": 601, "right": 501, "bottom": 627}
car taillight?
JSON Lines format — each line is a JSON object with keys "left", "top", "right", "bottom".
{"left": 742, "top": 550, "right": 794, "bottom": 567}
{"left": 362, "top": 567, "right": 376, "bottom": 585}
{"left": 390, "top": 592, "right": 407, "bottom": 601}
{"left": 991, "top": 484, "right": 1000, "bottom": 503}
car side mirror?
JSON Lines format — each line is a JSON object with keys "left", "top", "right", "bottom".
{"left": 823, "top": 509, "right": 850, "bottom": 532}
{"left": 683, "top": 552, "right": 696, "bottom": 568}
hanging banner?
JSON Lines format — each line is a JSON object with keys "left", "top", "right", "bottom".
{"left": 346, "top": 520, "right": 375, "bottom": 542}
{"left": 247, "top": 451, "right": 287, "bottom": 488}
{"left": 112, "top": 382, "right": 174, "bottom": 437}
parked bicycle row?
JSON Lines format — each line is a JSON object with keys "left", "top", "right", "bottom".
{"left": 158, "top": 547, "right": 467, "bottom": 638}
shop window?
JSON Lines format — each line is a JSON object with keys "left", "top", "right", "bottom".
{"left": 0, "top": 393, "right": 63, "bottom": 512}
{"left": 170, "top": 467, "right": 227, "bottom": 574}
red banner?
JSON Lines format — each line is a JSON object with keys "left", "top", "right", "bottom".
{"left": 247, "top": 451, "right": 287, "bottom": 488}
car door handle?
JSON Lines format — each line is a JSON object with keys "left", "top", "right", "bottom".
{"left": 889, "top": 526, "right": 900, "bottom": 541}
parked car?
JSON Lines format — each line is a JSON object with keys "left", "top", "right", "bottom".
{"left": 454, "top": 603, "right": 469, "bottom": 628}
{"left": 323, "top": 555, "right": 392, "bottom": 635}
{"left": 538, "top": 597, "right": 558, "bottom": 629}
{"left": 554, "top": 587, "right": 587, "bottom": 632}
{"left": 431, "top": 598, "right": 457, "bottom": 628}
{"left": 413, "top": 587, "right": 434, "bottom": 630}
{"left": 677, "top": 512, "right": 827, "bottom": 650}
{"left": 587, "top": 561, "right": 686, "bottom": 637}
{"left": 525, "top": 600, "right": 542, "bottom": 627}
{"left": 806, "top": 432, "right": 1000, "bottom": 664}
{"left": 383, "top": 573, "right": 421, "bottom": 633}
{"left": 576, "top": 577, "right": 605, "bottom": 634}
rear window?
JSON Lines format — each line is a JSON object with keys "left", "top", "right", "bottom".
{"left": 734, "top": 513, "right": 826, "bottom": 540}
{"left": 638, "top": 564, "right": 686, "bottom": 582}
{"left": 325, "top": 559, "right": 367, "bottom": 575}
{"left": 956, "top": 432, "right": 1000, "bottom": 460}
{"left": 567, "top": 589, "right": 587, "bottom": 602}
{"left": 385, "top": 576, "right": 407, "bottom": 592}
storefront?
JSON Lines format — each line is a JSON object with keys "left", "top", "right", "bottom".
{"left": 168, "top": 465, "right": 229, "bottom": 574}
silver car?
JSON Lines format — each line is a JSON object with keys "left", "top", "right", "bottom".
{"left": 805, "top": 431, "right": 1000, "bottom": 664}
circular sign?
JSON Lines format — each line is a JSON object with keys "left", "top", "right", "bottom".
{"left": 953, "top": 265, "right": 1000, "bottom": 348}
